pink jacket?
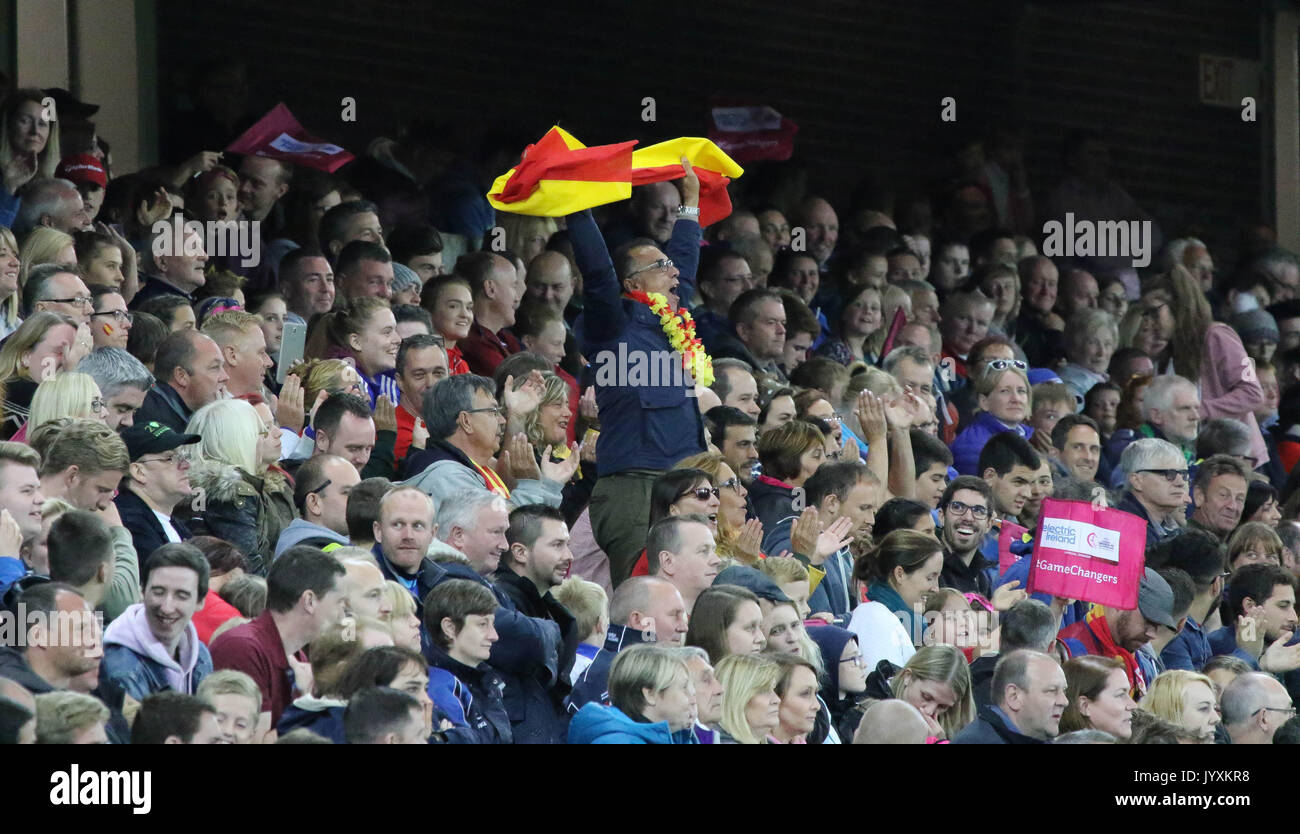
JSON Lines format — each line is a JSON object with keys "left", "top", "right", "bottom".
{"left": 1199, "top": 322, "right": 1267, "bottom": 466}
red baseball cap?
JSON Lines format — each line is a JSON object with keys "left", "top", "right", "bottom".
{"left": 55, "top": 153, "right": 108, "bottom": 189}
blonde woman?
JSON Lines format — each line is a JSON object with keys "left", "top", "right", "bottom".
{"left": 17, "top": 226, "right": 75, "bottom": 286}
{"left": 0, "top": 227, "right": 21, "bottom": 337}
{"left": 1138, "top": 669, "right": 1221, "bottom": 744}
{"left": 0, "top": 311, "right": 84, "bottom": 439}
{"left": 675, "top": 451, "right": 764, "bottom": 565}
{"left": 864, "top": 284, "right": 912, "bottom": 360}
{"left": 757, "top": 555, "right": 815, "bottom": 619}
{"left": 380, "top": 580, "right": 423, "bottom": 652}
{"left": 1, "top": 89, "right": 62, "bottom": 202}
{"left": 176, "top": 399, "right": 294, "bottom": 575}
{"left": 950, "top": 360, "right": 1033, "bottom": 475}
{"left": 714, "top": 652, "right": 783, "bottom": 744}
{"left": 568, "top": 644, "right": 695, "bottom": 744}
{"left": 496, "top": 211, "right": 558, "bottom": 267}
{"left": 285, "top": 357, "right": 368, "bottom": 415}
{"left": 889, "top": 644, "right": 976, "bottom": 739}
{"left": 19, "top": 371, "right": 106, "bottom": 442}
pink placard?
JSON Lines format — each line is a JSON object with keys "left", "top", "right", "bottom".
{"left": 1026, "top": 498, "right": 1146, "bottom": 609}
{"left": 227, "top": 104, "right": 355, "bottom": 173}
{"left": 998, "top": 520, "right": 1028, "bottom": 576}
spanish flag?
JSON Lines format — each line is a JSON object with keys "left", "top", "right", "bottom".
{"left": 487, "top": 126, "right": 743, "bottom": 227}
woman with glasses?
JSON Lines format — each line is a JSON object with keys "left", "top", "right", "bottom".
{"left": 675, "top": 451, "right": 764, "bottom": 566}
{"left": 177, "top": 398, "right": 295, "bottom": 575}
{"left": 1137, "top": 669, "right": 1221, "bottom": 744}
{"left": 1147, "top": 265, "right": 1270, "bottom": 469}
{"left": 807, "top": 625, "right": 870, "bottom": 740}
{"left": 625, "top": 468, "right": 722, "bottom": 578}
{"left": 18, "top": 371, "right": 107, "bottom": 442}
{"left": 950, "top": 358, "right": 1033, "bottom": 475}
{"left": 89, "top": 286, "right": 132, "bottom": 350}
{"left": 848, "top": 529, "right": 944, "bottom": 670}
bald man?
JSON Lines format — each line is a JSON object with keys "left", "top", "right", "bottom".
{"left": 853, "top": 699, "right": 931, "bottom": 744}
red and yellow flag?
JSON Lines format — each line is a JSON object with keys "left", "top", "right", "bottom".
{"left": 487, "top": 126, "right": 743, "bottom": 227}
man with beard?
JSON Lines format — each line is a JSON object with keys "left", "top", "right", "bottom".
{"left": 936, "top": 476, "right": 996, "bottom": 598}
{"left": 1058, "top": 568, "right": 1177, "bottom": 697}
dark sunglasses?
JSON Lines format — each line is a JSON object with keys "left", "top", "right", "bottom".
{"left": 678, "top": 486, "right": 720, "bottom": 502}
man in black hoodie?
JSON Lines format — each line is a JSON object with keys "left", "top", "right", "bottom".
{"left": 495, "top": 505, "right": 573, "bottom": 620}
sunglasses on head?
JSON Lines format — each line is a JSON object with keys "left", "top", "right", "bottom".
{"left": 985, "top": 358, "right": 1028, "bottom": 372}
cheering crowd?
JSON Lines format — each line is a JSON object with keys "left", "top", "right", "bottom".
{"left": 1, "top": 61, "right": 1299, "bottom": 745}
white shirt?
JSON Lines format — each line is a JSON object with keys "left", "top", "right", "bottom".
{"left": 848, "top": 601, "right": 916, "bottom": 671}
{"left": 153, "top": 509, "right": 182, "bottom": 544}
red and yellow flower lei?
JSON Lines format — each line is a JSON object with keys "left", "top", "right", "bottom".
{"left": 624, "top": 289, "right": 715, "bottom": 388}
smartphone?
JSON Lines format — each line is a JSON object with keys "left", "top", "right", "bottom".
{"left": 278, "top": 321, "right": 307, "bottom": 383}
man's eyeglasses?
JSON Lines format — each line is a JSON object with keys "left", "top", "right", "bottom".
{"left": 839, "top": 653, "right": 866, "bottom": 669}
{"left": 677, "top": 486, "right": 720, "bottom": 502}
{"left": 307, "top": 478, "right": 332, "bottom": 497}
{"left": 984, "top": 359, "right": 1028, "bottom": 372}
{"left": 46, "top": 295, "right": 94, "bottom": 307}
{"left": 137, "top": 449, "right": 193, "bottom": 467}
{"left": 91, "top": 310, "right": 133, "bottom": 323}
{"left": 626, "top": 258, "right": 675, "bottom": 279}
{"left": 463, "top": 405, "right": 503, "bottom": 418}
{"left": 946, "top": 500, "right": 990, "bottom": 520}
{"left": 1253, "top": 705, "right": 1297, "bottom": 719}
{"left": 1137, "top": 468, "right": 1189, "bottom": 483}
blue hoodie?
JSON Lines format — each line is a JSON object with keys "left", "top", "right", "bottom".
{"left": 567, "top": 702, "right": 675, "bottom": 744}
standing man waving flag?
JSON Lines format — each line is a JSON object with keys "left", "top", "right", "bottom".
{"left": 570, "top": 159, "right": 709, "bottom": 585}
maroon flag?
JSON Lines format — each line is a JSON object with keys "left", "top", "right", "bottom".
{"left": 226, "top": 103, "right": 354, "bottom": 173}
{"left": 707, "top": 104, "right": 798, "bottom": 164}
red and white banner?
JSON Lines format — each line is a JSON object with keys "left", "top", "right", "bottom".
{"left": 1026, "top": 498, "right": 1146, "bottom": 609}
{"left": 226, "top": 103, "right": 354, "bottom": 173}
{"left": 707, "top": 105, "right": 798, "bottom": 164}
